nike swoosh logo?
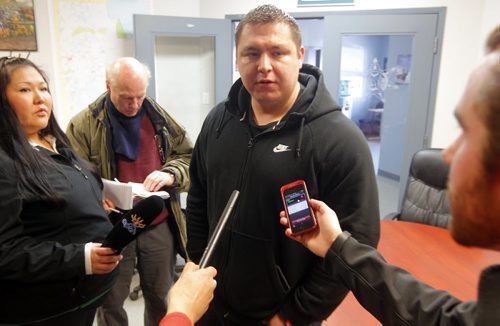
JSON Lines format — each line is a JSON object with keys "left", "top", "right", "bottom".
{"left": 273, "top": 144, "right": 291, "bottom": 153}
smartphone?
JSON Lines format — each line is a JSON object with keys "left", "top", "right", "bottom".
{"left": 280, "top": 180, "right": 317, "bottom": 235}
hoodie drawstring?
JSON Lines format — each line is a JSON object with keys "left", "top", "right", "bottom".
{"left": 296, "top": 116, "right": 305, "bottom": 158}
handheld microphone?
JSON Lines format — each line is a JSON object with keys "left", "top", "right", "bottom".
{"left": 199, "top": 190, "right": 240, "bottom": 268}
{"left": 102, "top": 195, "right": 165, "bottom": 253}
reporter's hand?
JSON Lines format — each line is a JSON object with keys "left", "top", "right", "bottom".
{"left": 279, "top": 199, "right": 343, "bottom": 257}
{"left": 144, "top": 170, "right": 175, "bottom": 192}
{"left": 166, "top": 262, "right": 217, "bottom": 324}
{"left": 90, "top": 243, "right": 122, "bottom": 274}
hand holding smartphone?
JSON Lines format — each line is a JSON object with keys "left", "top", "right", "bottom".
{"left": 280, "top": 180, "right": 317, "bottom": 235}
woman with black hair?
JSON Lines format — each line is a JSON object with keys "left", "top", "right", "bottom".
{"left": 0, "top": 56, "right": 121, "bottom": 325}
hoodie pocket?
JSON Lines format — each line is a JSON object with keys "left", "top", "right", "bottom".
{"left": 221, "top": 229, "right": 291, "bottom": 318}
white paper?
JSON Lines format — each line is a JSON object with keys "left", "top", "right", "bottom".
{"left": 128, "top": 182, "right": 170, "bottom": 200}
{"left": 102, "top": 179, "right": 170, "bottom": 210}
{"left": 102, "top": 179, "right": 133, "bottom": 210}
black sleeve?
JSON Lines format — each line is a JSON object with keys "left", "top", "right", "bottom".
{"left": 326, "top": 232, "right": 476, "bottom": 326}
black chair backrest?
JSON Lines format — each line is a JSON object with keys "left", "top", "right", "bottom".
{"left": 400, "top": 148, "right": 451, "bottom": 228}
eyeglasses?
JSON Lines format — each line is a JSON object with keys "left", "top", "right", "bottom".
{"left": 0, "top": 53, "right": 32, "bottom": 69}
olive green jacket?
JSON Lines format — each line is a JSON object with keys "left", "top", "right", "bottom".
{"left": 66, "top": 92, "right": 193, "bottom": 256}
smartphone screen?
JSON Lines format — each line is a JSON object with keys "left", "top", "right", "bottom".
{"left": 281, "top": 181, "right": 317, "bottom": 235}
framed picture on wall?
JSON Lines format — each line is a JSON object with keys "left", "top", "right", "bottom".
{"left": 0, "top": 0, "right": 37, "bottom": 51}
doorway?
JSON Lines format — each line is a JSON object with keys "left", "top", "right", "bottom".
{"left": 133, "top": 14, "right": 232, "bottom": 141}
{"left": 322, "top": 10, "right": 444, "bottom": 216}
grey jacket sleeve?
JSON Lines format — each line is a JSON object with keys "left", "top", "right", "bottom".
{"left": 65, "top": 110, "right": 93, "bottom": 161}
{"left": 156, "top": 109, "right": 193, "bottom": 193}
{"left": 162, "top": 125, "right": 193, "bottom": 193}
{"left": 325, "top": 232, "right": 476, "bottom": 326}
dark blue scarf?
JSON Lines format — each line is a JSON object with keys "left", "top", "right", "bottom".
{"left": 106, "top": 94, "right": 145, "bottom": 161}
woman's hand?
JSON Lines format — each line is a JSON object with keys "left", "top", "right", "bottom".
{"left": 102, "top": 198, "right": 117, "bottom": 215}
{"left": 90, "top": 243, "right": 122, "bottom": 274}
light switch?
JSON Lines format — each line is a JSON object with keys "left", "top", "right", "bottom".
{"left": 202, "top": 92, "right": 210, "bottom": 105}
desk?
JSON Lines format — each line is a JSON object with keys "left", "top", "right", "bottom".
{"left": 323, "top": 220, "right": 500, "bottom": 325}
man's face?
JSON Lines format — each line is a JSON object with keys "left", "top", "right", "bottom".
{"left": 236, "top": 22, "right": 304, "bottom": 113}
{"left": 107, "top": 70, "right": 147, "bottom": 117}
{"left": 443, "top": 62, "right": 500, "bottom": 250}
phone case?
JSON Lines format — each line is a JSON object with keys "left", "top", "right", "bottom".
{"left": 280, "top": 180, "right": 317, "bottom": 235}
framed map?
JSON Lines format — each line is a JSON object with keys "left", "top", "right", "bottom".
{"left": 0, "top": 0, "right": 37, "bottom": 51}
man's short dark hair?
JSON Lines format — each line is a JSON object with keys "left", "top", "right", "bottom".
{"left": 235, "top": 4, "right": 302, "bottom": 55}
{"left": 481, "top": 52, "right": 500, "bottom": 173}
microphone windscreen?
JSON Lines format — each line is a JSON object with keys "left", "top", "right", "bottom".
{"left": 102, "top": 195, "right": 165, "bottom": 253}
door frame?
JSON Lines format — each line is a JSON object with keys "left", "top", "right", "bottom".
{"left": 319, "top": 7, "right": 445, "bottom": 151}
{"left": 133, "top": 14, "right": 233, "bottom": 103}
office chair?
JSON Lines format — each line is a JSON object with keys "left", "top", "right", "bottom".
{"left": 386, "top": 148, "right": 451, "bottom": 228}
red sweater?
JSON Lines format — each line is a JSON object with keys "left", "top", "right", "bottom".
{"left": 117, "top": 114, "right": 168, "bottom": 224}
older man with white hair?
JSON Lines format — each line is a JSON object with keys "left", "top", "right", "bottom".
{"left": 67, "top": 57, "right": 193, "bottom": 326}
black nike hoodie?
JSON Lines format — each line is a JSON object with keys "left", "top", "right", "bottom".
{"left": 187, "top": 64, "right": 380, "bottom": 325}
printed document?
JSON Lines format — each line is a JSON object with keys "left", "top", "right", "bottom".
{"left": 102, "top": 179, "right": 170, "bottom": 210}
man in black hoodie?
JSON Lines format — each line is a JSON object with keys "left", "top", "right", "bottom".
{"left": 187, "top": 4, "right": 380, "bottom": 325}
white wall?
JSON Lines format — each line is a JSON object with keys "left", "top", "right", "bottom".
{"left": 155, "top": 36, "right": 215, "bottom": 139}
{"left": 3, "top": 0, "right": 498, "bottom": 148}
{"left": 152, "top": 0, "right": 200, "bottom": 16}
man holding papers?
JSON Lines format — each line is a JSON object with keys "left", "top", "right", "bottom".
{"left": 67, "top": 57, "right": 193, "bottom": 326}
